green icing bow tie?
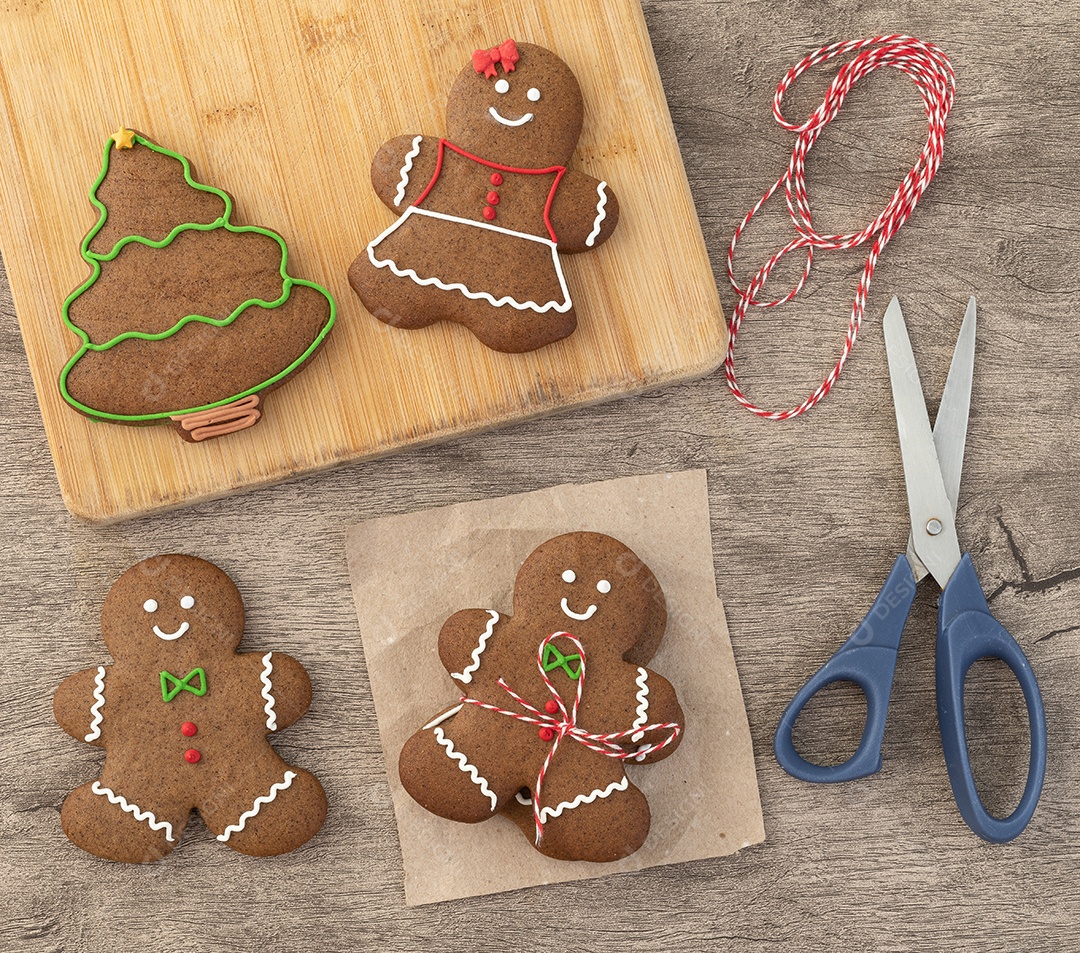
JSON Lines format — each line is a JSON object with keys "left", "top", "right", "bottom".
{"left": 160, "top": 668, "right": 207, "bottom": 703}
{"left": 542, "top": 643, "right": 582, "bottom": 680}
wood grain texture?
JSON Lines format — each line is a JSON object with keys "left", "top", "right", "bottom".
{"left": 1, "top": 0, "right": 1079, "bottom": 951}
{"left": 0, "top": 0, "right": 723, "bottom": 522}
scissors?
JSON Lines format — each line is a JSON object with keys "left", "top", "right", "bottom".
{"left": 774, "top": 297, "right": 1047, "bottom": 843}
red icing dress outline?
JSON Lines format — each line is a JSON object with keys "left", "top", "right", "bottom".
{"left": 366, "top": 140, "right": 573, "bottom": 314}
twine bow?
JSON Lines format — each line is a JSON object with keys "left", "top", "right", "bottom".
{"left": 473, "top": 38, "right": 520, "bottom": 78}
{"left": 460, "top": 632, "right": 681, "bottom": 845}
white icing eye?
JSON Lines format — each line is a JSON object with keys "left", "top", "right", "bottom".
{"left": 561, "top": 569, "right": 576, "bottom": 583}
{"left": 495, "top": 79, "right": 510, "bottom": 94}
{"left": 527, "top": 87, "right": 541, "bottom": 102}
{"left": 180, "top": 595, "right": 195, "bottom": 610}
{"left": 143, "top": 599, "right": 158, "bottom": 613}
{"left": 597, "top": 579, "right": 611, "bottom": 594}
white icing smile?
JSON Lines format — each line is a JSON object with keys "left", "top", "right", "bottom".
{"left": 560, "top": 598, "right": 597, "bottom": 622}
{"left": 152, "top": 621, "right": 190, "bottom": 641}
{"left": 489, "top": 106, "right": 534, "bottom": 127}
{"left": 145, "top": 595, "right": 195, "bottom": 641}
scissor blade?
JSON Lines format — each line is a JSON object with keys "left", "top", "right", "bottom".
{"left": 883, "top": 297, "right": 963, "bottom": 589}
{"left": 935, "top": 297, "right": 977, "bottom": 508}
{"left": 904, "top": 297, "right": 977, "bottom": 577}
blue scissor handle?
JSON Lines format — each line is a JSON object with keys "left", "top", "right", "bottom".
{"left": 775, "top": 556, "right": 918, "bottom": 783}
{"left": 937, "top": 553, "right": 1047, "bottom": 843}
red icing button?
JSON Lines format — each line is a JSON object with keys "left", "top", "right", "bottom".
{"left": 487, "top": 191, "right": 501, "bottom": 205}
{"left": 180, "top": 721, "right": 198, "bottom": 737}
{"left": 544, "top": 700, "right": 560, "bottom": 715}
{"left": 490, "top": 172, "right": 503, "bottom": 186}
{"left": 483, "top": 206, "right": 497, "bottom": 221}
{"left": 184, "top": 748, "right": 201, "bottom": 764}
{"left": 538, "top": 726, "right": 556, "bottom": 742}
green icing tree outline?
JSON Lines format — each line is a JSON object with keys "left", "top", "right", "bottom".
{"left": 59, "top": 133, "right": 336, "bottom": 422}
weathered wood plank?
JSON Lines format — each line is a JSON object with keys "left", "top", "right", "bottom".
{"left": 1, "top": 0, "right": 1078, "bottom": 950}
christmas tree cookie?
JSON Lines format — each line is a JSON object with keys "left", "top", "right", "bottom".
{"left": 59, "top": 129, "right": 336, "bottom": 442}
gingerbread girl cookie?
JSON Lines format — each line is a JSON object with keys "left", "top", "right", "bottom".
{"left": 350, "top": 39, "right": 619, "bottom": 353}
{"left": 54, "top": 555, "right": 326, "bottom": 862}
{"left": 398, "top": 533, "right": 683, "bottom": 862}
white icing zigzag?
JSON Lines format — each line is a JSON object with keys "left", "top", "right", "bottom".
{"left": 368, "top": 207, "right": 573, "bottom": 313}
{"left": 92, "top": 781, "right": 175, "bottom": 842}
{"left": 585, "top": 181, "right": 608, "bottom": 247}
{"left": 394, "top": 135, "right": 423, "bottom": 207}
{"left": 432, "top": 726, "right": 497, "bottom": 812}
{"left": 217, "top": 771, "right": 297, "bottom": 842}
{"left": 631, "top": 667, "right": 649, "bottom": 743}
{"left": 260, "top": 652, "right": 277, "bottom": 731}
{"left": 538, "top": 776, "right": 629, "bottom": 824}
{"left": 84, "top": 666, "right": 106, "bottom": 742}
{"left": 451, "top": 610, "right": 499, "bottom": 684}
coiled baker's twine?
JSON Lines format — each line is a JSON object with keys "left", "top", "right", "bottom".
{"left": 725, "top": 35, "right": 956, "bottom": 420}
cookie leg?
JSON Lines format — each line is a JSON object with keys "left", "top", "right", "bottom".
{"left": 503, "top": 743, "right": 654, "bottom": 863}
{"left": 200, "top": 764, "right": 327, "bottom": 857}
{"left": 61, "top": 779, "right": 188, "bottom": 863}
{"left": 456, "top": 301, "right": 577, "bottom": 354}
{"left": 348, "top": 254, "right": 439, "bottom": 331}
{"left": 399, "top": 714, "right": 532, "bottom": 823}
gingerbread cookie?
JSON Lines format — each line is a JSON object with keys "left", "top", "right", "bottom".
{"left": 350, "top": 39, "right": 619, "bottom": 353}
{"left": 54, "top": 555, "right": 326, "bottom": 862}
{"left": 398, "top": 533, "right": 682, "bottom": 862}
{"left": 60, "top": 129, "right": 336, "bottom": 442}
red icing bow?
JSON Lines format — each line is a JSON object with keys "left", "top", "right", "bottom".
{"left": 473, "top": 39, "right": 520, "bottom": 78}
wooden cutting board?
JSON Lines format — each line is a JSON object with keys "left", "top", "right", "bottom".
{"left": 0, "top": 0, "right": 725, "bottom": 522}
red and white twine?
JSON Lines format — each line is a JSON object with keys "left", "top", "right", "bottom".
{"left": 459, "top": 632, "right": 681, "bottom": 845}
{"left": 725, "top": 35, "right": 956, "bottom": 419}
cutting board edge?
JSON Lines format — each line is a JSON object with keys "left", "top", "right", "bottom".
{"left": 56, "top": 335, "right": 727, "bottom": 523}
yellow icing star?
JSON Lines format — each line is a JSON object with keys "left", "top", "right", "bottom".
{"left": 110, "top": 127, "right": 136, "bottom": 150}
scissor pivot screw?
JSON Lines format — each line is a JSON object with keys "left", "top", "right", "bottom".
{"left": 926, "top": 518, "right": 943, "bottom": 536}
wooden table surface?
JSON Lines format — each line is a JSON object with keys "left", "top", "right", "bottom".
{"left": 2, "top": 2, "right": 1077, "bottom": 951}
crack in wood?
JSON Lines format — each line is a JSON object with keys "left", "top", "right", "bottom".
{"left": 1036, "top": 624, "right": 1080, "bottom": 644}
{"left": 986, "top": 514, "right": 1080, "bottom": 600}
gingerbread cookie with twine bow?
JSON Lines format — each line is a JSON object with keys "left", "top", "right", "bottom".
{"left": 54, "top": 555, "right": 326, "bottom": 862}
{"left": 398, "top": 533, "right": 683, "bottom": 862}
{"left": 350, "top": 39, "right": 619, "bottom": 353}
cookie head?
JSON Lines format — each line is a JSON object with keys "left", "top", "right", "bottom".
{"left": 101, "top": 554, "right": 245, "bottom": 658}
{"left": 446, "top": 40, "right": 584, "bottom": 169}
{"left": 512, "top": 533, "right": 666, "bottom": 659}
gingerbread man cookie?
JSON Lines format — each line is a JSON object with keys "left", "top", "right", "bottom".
{"left": 54, "top": 555, "right": 326, "bottom": 862}
{"left": 399, "top": 533, "right": 683, "bottom": 862}
{"left": 350, "top": 39, "right": 619, "bottom": 353}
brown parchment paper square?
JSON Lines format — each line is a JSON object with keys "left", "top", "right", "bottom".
{"left": 345, "top": 470, "right": 764, "bottom": 905}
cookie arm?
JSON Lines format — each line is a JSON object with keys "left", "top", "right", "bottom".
{"left": 54, "top": 665, "right": 110, "bottom": 747}
{"left": 438, "top": 609, "right": 502, "bottom": 687}
{"left": 370, "top": 134, "right": 440, "bottom": 211}
{"left": 624, "top": 666, "right": 684, "bottom": 764}
{"left": 254, "top": 652, "right": 312, "bottom": 733}
{"left": 549, "top": 171, "right": 620, "bottom": 253}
